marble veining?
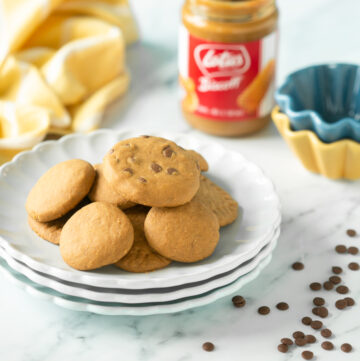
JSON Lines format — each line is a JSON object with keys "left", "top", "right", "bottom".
{"left": 1, "top": 0, "right": 360, "bottom": 360}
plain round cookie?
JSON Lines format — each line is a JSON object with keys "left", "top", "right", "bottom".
{"left": 28, "top": 199, "right": 90, "bottom": 245}
{"left": 102, "top": 136, "right": 201, "bottom": 207}
{"left": 60, "top": 202, "right": 134, "bottom": 270}
{"left": 26, "top": 159, "right": 95, "bottom": 222}
{"left": 88, "top": 164, "right": 135, "bottom": 209}
{"left": 144, "top": 199, "right": 220, "bottom": 263}
{"left": 115, "top": 206, "right": 171, "bottom": 273}
{"left": 194, "top": 175, "right": 238, "bottom": 226}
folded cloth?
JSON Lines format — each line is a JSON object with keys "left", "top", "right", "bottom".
{"left": 0, "top": 0, "right": 138, "bottom": 163}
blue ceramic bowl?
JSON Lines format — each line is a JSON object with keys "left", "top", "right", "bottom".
{"left": 275, "top": 63, "right": 360, "bottom": 143}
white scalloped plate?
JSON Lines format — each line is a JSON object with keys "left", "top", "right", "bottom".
{"left": 0, "top": 251, "right": 273, "bottom": 316}
{"left": 0, "top": 130, "right": 281, "bottom": 289}
{"left": 0, "top": 226, "right": 279, "bottom": 304}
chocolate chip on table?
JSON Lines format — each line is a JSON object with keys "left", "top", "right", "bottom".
{"left": 346, "top": 229, "right": 356, "bottom": 237}
{"left": 336, "top": 285, "right": 349, "bottom": 294}
{"left": 323, "top": 281, "right": 334, "bottom": 290}
{"left": 312, "top": 306, "right": 328, "bottom": 318}
{"left": 329, "top": 275, "right": 341, "bottom": 284}
{"left": 332, "top": 266, "right": 343, "bottom": 274}
{"left": 309, "top": 282, "right": 321, "bottom": 291}
{"left": 341, "top": 343, "right": 352, "bottom": 353}
{"left": 232, "top": 295, "right": 246, "bottom": 308}
{"left": 276, "top": 302, "right": 289, "bottom": 311}
{"left": 305, "top": 334, "right": 316, "bottom": 344}
{"left": 151, "top": 162, "right": 162, "bottom": 173}
{"left": 277, "top": 344, "right": 288, "bottom": 353}
{"left": 258, "top": 306, "right": 270, "bottom": 315}
{"left": 292, "top": 261, "right": 304, "bottom": 270}
{"left": 281, "top": 338, "right": 293, "bottom": 345}
{"left": 335, "top": 299, "right": 347, "bottom": 310}
{"left": 345, "top": 297, "right": 355, "bottom": 306}
{"left": 348, "top": 246, "right": 359, "bottom": 255}
{"left": 302, "top": 350, "right": 314, "bottom": 360}
{"left": 348, "top": 262, "right": 359, "bottom": 271}
{"left": 293, "top": 331, "right": 305, "bottom": 339}
{"left": 295, "top": 338, "right": 307, "bottom": 346}
{"left": 202, "top": 342, "right": 214, "bottom": 352}
{"left": 310, "top": 320, "right": 323, "bottom": 330}
{"left": 313, "top": 297, "right": 325, "bottom": 306}
{"left": 321, "top": 341, "right": 334, "bottom": 350}
{"left": 335, "top": 245, "right": 347, "bottom": 253}
{"left": 302, "top": 316, "right": 312, "bottom": 325}
{"left": 321, "top": 328, "right": 332, "bottom": 338}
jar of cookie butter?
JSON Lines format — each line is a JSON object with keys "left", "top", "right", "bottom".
{"left": 179, "top": 0, "right": 278, "bottom": 136}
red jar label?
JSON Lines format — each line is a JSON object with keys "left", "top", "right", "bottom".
{"left": 179, "top": 26, "right": 277, "bottom": 122}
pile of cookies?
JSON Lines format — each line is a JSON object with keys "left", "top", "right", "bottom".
{"left": 26, "top": 136, "right": 238, "bottom": 272}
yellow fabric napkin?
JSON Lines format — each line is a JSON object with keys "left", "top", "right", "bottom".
{"left": 0, "top": 0, "right": 138, "bottom": 163}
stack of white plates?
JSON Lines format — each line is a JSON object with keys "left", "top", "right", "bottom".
{"left": 0, "top": 130, "right": 281, "bottom": 316}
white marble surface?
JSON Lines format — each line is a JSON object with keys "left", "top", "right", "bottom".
{"left": 1, "top": 0, "right": 360, "bottom": 360}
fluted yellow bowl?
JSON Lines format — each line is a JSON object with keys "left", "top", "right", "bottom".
{"left": 272, "top": 106, "right": 360, "bottom": 180}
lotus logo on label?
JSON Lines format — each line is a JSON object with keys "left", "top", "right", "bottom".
{"left": 194, "top": 44, "right": 251, "bottom": 78}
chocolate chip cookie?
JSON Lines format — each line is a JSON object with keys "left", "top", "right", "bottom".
{"left": 102, "top": 136, "right": 201, "bottom": 207}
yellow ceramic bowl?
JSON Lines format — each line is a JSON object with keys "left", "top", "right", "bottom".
{"left": 272, "top": 106, "right": 360, "bottom": 180}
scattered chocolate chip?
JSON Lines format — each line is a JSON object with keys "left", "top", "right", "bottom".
{"left": 310, "top": 320, "right": 322, "bottom": 330}
{"left": 295, "top": 338, "right": 307, "bottom": 346}
{"left": 302, "top": 316, "right": 312, "bottom": 325}
{"left": 258, "top": 306, "right": 270, "bottom": 315}
{"left": 138, "top": 177, "right": 147, "bottom": 183}
{"left": 309, "top": 282, "right": 321, "bottom": 291}
{"left": 323, "top": 281, "right": 334, "bottom": 290}
{"left": 345, "top": 297, "right": 355, "bottom": 306}
{"left": 335, "top": 245, "right": 347, "bottom": 253}
{"left": 202, "top": 342, "right": 214, "bottom": 352}
{"left": 335, "top": 299, "right": 347, "bottom": 310}
{"left": 348, "top": 246, "right": 359, "bottom": 255}
{"left": 336, "top": 285, "right": 349, "bottom": 294}
{"left": 162, "top": 145, "right": 175, "bottom": 158}
{"left": 281, "top": 338, "right": 293, "bottom": 345}
{"left": 321, "top": 341, "right": 334, "bottom": 350}
{"left": 167, "top": 167, "right": 179, "bottom": 175}
{"left": 321, "top": 328, "right": 332, "bottom": 338}
{"left": 332, "top": 266, "right": 343, "bottom": 274}
{"left": 123, "top": 167, "right": 134, "bottom": 175}
{"left": 292, "top": 261, "right": 304, "bottom": 270}
{"left": 329, "top": 275, "right": 341, "bottom": 284}
{"left": 232, "top": 295, "right": 246, "bottom": 308}
{"left": 305, "top": 335, "right": 316, "bottom": 344}
{"left": 346, "top": 229, "right": 356, "bottom": 237}
{"left": 341, "top": 343, "right": 352, "bottom": 353}
{"left": 293, "top": 331, "right": 305, "bottom": 339}
{"left": 312, "top": 307, "right": 319, "bottom": 316}
{"left": 348, "top": 262, "right": 359, "bottom": 271}
{"left": 315, "top": 307, "right": 328, "bottom": 318}
{"left": 276, "top": 302, "right": 289, "bottom": 311}
{"left": 151, "top": 162, "right": 162, "bottom": 173}
{"left": 277, "top": 344, "right": 288, "bottom": 353}
{"left": 313, "top": 297, "right": 325, "bottom": 306}
{"left": 302, "top": 350, "right": 314, "bottom": 360}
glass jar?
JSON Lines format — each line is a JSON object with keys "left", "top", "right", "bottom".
{"left": 179, "top": 0, "right": 278, "bottom": 136}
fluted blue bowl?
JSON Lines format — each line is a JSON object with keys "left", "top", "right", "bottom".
{"left": 275, "top": 63, "right": 360, "bottom": 143}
